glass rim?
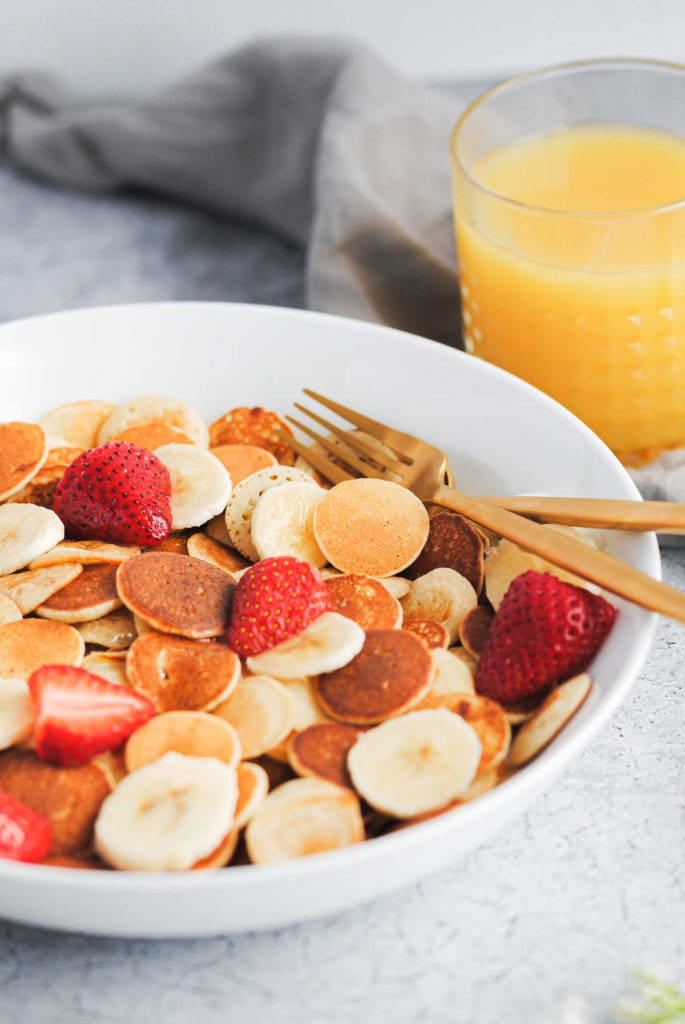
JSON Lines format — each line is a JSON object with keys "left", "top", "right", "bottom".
{"left": 450, "top": 56, "right": 685, "bottom": 220}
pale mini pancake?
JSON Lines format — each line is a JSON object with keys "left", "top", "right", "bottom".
{"left": 501, "top": 691, "right": 550, "bottom": 726}
{"left": 266, "top": 675, "right": 331, "bottom": 762}
{"left": 36, "top": 563, "right": 121, "bottom": 623}
{"left": 0, "top": 749, "right": 112, "bottom": 854}
{"left": 313, "top": 478, "right": 430, "bottom": 578}
{"left": 209, "top": 443, "right": 278, "bottom": 484}
{"left": 415, "top": 648, "right": 475, "bottom": 708}
{"left": 0, "top": 563, "right": 83, "bottom": 615}
{"left": 224, "top": 466, "right": 318, "bottom": 562}
{"left": 419, "top": 692, "right": 511, "bottom": 774}
{"left": 316, "top": 629, "right": 433, "bottom": 725}
{"left": 40, "top": 399, "right": 115, "bottom": 449}
{"left": 213, "top": 675, "right": 295, "bottom": 759}
{"left": 186, "top": 533, "right": 245, "bottom": 576}
{"left": 0, "top": 619, "right": 84, "bottom": 678}
{"left": 30, "top": 539, "right": 140, "bottom": 568}
{"left": 510, "top": 674, "right": 593, "bottom": 767}
{"left": 111, "top": 419, "right": 195, "bottom": 449}
{"left": 116, "top": 552, "right": 235, "bottom": 639}
{"left": 9, "top": 446, "right": 84, "bottom": 508}
{"left": 209, "top": 407, "right": 295, "bottom": 464}
{"left": 484, "top": 527, "right": 595, "bottom": 611}
{"left": 405, "top": 511, "right": 486, "bottom": 594}
{"left": 97, "top": 395, "right": 209, "bottom": 448}
{"left": 0, "top": 422, "right": 48, "bottom": 501}
{"left": 0, "top": 594, "right": 22, "bottom": 626}
{"left": 125, "top": 710, "right": 242, "bottom": 773}
{"left": 245, "top": 777, "right": 364, "bottom": 864}
{"left": 324, "top": 574, "right": 403, "bottom": 631}
{"left": 81, "top": 651, "right": 130, "bottom": 688}
{"left": 287, "top": 722, "right": 360, "bottom": 789}
{"left": 401, "top": 619, "right": 450, "bottom": 649}
{"left": 376, "top": 576, "right": 410, "bottom": 599}
{"left": 126, "top": 633, "right": 241, "bottom": 712}
{"left": 401, "top": 567, "right": 478, "bottom": 644}
{"left": 76, "top": 609, "right": 137, "bottom": 650}
{"left": 233, "top": 761, "right": 270, "bottom": 830}
{"left": 204, "top": 512, "right": 233, "bottom": 547}
{"left": 459, "top": 605, "right": 494, "bottom": 658}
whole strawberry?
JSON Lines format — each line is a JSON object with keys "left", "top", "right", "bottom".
{"left": 227, "top": 555, "right": 333, "bottom": 658}
{"left": 475, "top": 570, "right": 617, "bottom": 703}
{"left": 53, "top": 441, "right": 172, "bottom": 546}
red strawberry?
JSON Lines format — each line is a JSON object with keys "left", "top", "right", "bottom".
{"left": 52, "top": 441, "right": 172, "bottom": 546}
{"left": 227, "top": 556, "right": 333, "bottom": 658}
{"left": 0, "top": 790, "right": 52, "bottom": 863}
{"left": 28, "top": 664, "right": 156, "bottom": 767}
{"left": 475, "top": 570, "right": 617, "bottom": 703}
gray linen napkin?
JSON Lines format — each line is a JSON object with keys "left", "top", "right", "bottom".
{"left": 0, "top": 35, "right": 681, "bottom": 508}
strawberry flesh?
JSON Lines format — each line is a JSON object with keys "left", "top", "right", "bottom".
{"left": 28, "top": 664, "right": 157, "bottom": 767}
{"left": 0, "top": 789, "right": 53, "bottom": 863}
{"left": 475, "top": 570, "right": 617, "bottom": 703}
{"left": 52, "top": 441, "right": 172, "bottom": 546}
{"left": 227, "top": 555, "right": 333, "bottom": 658}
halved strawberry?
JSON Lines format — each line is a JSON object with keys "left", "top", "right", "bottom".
{"left": 28, "top": 665, "right": 156, "bottom": 767}
{"left": 0, "top": 790, "right": 52, "bottom": 863}
{"left": 474, "top": 570, "right": 617, "bottom": 703}
{"left": 227, "top": 556, "right": 333, "bottom": 658}
{"left": 52, "top": 441, "right": 172, "bottom": 546}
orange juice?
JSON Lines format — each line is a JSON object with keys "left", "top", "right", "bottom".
{"left": 455, "top": 124, "right": 685, "bottom": 455}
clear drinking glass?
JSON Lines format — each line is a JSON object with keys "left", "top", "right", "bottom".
{"left": 450, "top": 59, "right": 685, "bottom": 461}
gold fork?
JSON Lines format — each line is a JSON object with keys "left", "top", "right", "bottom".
{"left": 285, "top": 388, "right": 685, "bottom": 623}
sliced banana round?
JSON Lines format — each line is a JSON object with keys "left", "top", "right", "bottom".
{"left": 0, "top": 503, "right": 65, "bottom": 576}
{"left": 155, "top": 443, "right": 232, "bottom": 530}
{"left": 347, "top": 708, "right": 482, "bottom": 818}
{"left": 97, "top": 395, "right": 209, "bottom": 448}
{"left": 94, "top": 751, "right": 238, "bottom": 871}
{"left": 224, "top": 466, "right": 319, "bottom": 561}
{"left": 245, "top": 777, "right": 364, "bottom": 864}
{"left": 246, "top": 611, "right": 365, "bottom": 679}
{"left": 0, "top": 677, "right": 35, "bottom": 750}
{"left": 251, "top": 481, "right": 327, "bottom": 566}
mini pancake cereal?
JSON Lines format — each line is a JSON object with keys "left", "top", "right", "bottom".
{"left": 0, "top": 395, "right": 616, "bottom": 872}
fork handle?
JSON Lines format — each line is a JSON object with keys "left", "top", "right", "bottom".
{"left": 484, "top": 495, "right": 685, "bottom": 533}
{"left": 432, "top": 484, "right": 685, "bottom": 623}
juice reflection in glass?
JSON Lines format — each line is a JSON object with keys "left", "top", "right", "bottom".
{"left": 450, "top": 60, "right": 685, "bottom": 460}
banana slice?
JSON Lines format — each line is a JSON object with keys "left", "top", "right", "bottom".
{"left": 251, "top": 481, "right": 327, "bottom": 566}
{"left": 0, "top": 677, "right": 35, "bottom": 750}
{"left": 94, "top": 751, "right": 237, "bottom": 871}
{"left": 245, "top": 777, "right": 364, "bottom": 864}
{"left": 224, "top": 466, "right": 318, "bottom": 561}
{"left": 246, "top": 611, "right": 364, "bottom": 679}
{"left": 0, "top": 503, "right": 65, "bottom": 576}
{"left": 97, "top": 395, "right": 209, "bottom": 448}
{"left": 347, "top": 708, "right": 482, "bottom": 818}
{"left": 155, "top": 443, "right": 232, "bottom": 530}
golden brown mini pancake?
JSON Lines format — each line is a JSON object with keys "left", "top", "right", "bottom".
{"left": 30, "top": 539, "right": 140, "bottom": 568}
{"left": 204, "top": 513, "right": 233, "bottom": 546}
{"left": 36, "top": 563, "right": 121, "bottom": 623}
{"left": 41, "top": 852, "right": 107, "bottom": 870}
{"left": 287, "top": 722, "right": 359, "bottom": 789}
{"left": 401, "top": 619, "right": 449, "bottom": 649}
{"left": 316, "top": 629, "right": 432, "bottom": 725}
{"left": 117, "top": 552, "right": 235, "bottom": 639}
{"left": 0, "top": 422, "right": 47, "bottom": 502}
{"left": 313, "top": 479, "right": 430, "bottom": 578}
{"left": 126, "top": 633, "right": 240, "bottom": 712}
{"left": 124, "top": 710, "right": 242, "bottom": 772}
{"left": 325, "top": 574, "right": 402, "bottom": 631}
{"left": 192, "top": 829, "right": 239, "bottom": 870}
{"left": 112, "top": 419, "right": 195, "bottom": 449}
{"left": 0, "top": 563, "right": 83, "bottom": 615}
{"left": 0, "top": 619, "right": 84, "bottom": 678}
{"left": 154, "top": 533, "right": 189, "bottom": 555}
{"left": 405, "top": 512, "right": 485, "bottom": 594}
{"left": 420, "top": 692, "right": 510, "bottom": 774}
{"left": 186, "top": 533, "right": 246, "bottom": 575}
{"left": 459, "top": 605, "right": 494, "bottom": 657}
{"left": 209, "top": 407, "right": 295, "bottom": 464}
{"left": 0, "top": 749, "right": 112, "bottom": 854}
{"left": 81, "top": 651, "right": 129, "bottom": 688}
{"left": 209, "top": 443, "right": 278, "bottom": 483}
{"left": 9, "top": 447, "right": 83, "bottom": 508}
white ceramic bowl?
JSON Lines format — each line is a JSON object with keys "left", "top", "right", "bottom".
{"left": 0, "top": 302, "right": 659, "bottom": 937}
